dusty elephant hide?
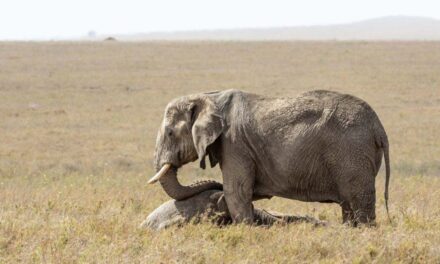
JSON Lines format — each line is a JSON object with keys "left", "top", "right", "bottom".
{"left": 140, "top": 190, "right": 324, "bottom": 230}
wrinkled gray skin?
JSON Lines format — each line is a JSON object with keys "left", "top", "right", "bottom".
{"left": 154, "top": 89, "right": 390, "bottom": 226}
{"left": 141, "top": 190, "right": 323, "bottom": 230}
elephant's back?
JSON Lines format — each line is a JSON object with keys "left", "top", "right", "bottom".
{"left": 252, "top": 90, "right": 382, "bottom": 138}
{"left": 295, "top": 90, "right": 380, "bottom": 128}
{"left": 291, "top": 90, "right": 386, "bottom": 157}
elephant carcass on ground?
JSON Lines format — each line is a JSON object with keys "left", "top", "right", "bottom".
{"left": 140, "top": 189, "right": 324, "bottom": 230}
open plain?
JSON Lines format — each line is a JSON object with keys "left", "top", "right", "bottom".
{"left": 0, "top": 41, "right": 439, "bottom": 263}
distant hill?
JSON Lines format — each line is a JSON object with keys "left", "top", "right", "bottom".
{"left": 109, "top": 16, "right": 440, "bottom": 41}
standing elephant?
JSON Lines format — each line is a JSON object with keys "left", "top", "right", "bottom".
{"left": 149, "top": 89, "right": 390, "bottom": 226}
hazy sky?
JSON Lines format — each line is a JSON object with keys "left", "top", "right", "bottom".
{"left": 1, "top": 0, "right": 439, "bottom": 40}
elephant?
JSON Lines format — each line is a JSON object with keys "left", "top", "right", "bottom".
{"left": 141, "top": 189, "right": 324, "bottom": 230}
{"left": 149, "top": 89, "right": 390, "bottom": 226}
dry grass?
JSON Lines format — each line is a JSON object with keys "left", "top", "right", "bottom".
{"left": 0, "top": 41, "right": 439, "bottom": 263}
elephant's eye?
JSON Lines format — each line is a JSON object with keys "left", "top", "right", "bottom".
{"left": 165, "top": 127, "right": 173, "bottom": 137}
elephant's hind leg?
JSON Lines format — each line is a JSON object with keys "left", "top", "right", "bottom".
{"left": 340, "top": 201, "right": 355, "bottom": 225}
{"left": 350, "top": 189, "right": 376, "bottom": 226}
{"left": 335, "top": 149, "right": 378, "bottom": 227}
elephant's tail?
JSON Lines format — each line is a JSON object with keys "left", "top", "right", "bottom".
{"left": 382, "top": 136, "right": 391, "bottom": 223}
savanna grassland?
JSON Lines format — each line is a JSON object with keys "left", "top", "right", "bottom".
{"left": 0, "top": 41, "right": 440, "bottom": 263}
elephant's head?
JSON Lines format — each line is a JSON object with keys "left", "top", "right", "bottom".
{"left": 148, "top": 92, "right": 225, "bottom": 200}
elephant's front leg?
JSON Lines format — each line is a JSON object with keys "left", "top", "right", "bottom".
{"left": 221, "top": 153, "right": 255, "bottom": 224}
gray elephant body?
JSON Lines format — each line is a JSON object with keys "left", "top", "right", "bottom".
{"left": 153, "top": 89, "right": 390, "bottom": 225}
{"left": 141, "top": 189, "right": 321, "bottom": 230}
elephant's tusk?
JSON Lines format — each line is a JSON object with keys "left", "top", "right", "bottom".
{"left": 148, "top": 163, "right": 171, "bottom": 184}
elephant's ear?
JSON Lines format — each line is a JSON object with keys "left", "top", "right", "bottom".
{"left": 191, "top": 98, "right": 224, "bottom": 169}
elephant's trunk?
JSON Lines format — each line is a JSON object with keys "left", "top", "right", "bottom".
{"left": 158, "top": 168, "right": 222, "bottom": 201}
